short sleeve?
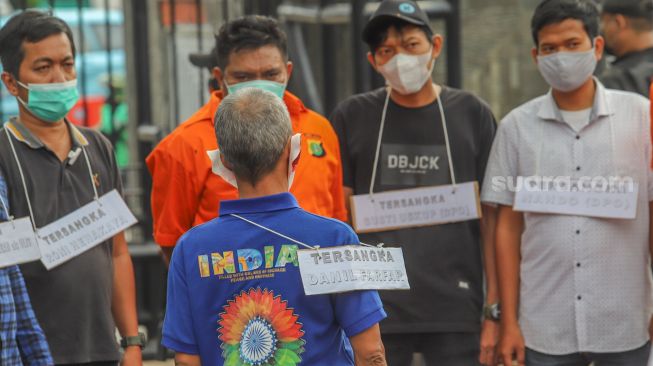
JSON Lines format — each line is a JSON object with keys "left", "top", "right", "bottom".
{"left": 481, "top": 115, "right": 520, "bottom": 206}
{"left": 332, "top": 290, "right": 386, "bottom": 337}
{"left": 475, "top": 102, "right": 498, "bottom": 186}
{"left": 330, "top": 104, "right": 354, "bottom": 188}
{"left": 331, "top": 228, "right": 387, "bottom": 337}
{"left": 161, "top": 240, "right": 199, "bottom": 354}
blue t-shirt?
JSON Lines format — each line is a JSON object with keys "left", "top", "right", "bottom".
{"left": 162, "top": 192, "right": 386, "bottom": 366}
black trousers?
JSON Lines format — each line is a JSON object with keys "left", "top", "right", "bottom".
{"left": 383, "top": 332, "right": 481, "bottom": 366}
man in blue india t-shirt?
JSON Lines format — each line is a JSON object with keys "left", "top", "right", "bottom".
{"left": 162, "top": 87, "right": 387, "bottom": 366}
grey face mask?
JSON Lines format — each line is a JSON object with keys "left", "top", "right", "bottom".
{"left": 537, "top": 48, "right": 597, "bottom": 92}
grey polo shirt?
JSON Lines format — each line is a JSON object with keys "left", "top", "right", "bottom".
{"left": 0, "top": 117, "right": 122, "bottom": 363}
{"left": 481, "top": 81, "right": 653, "bottom": 354}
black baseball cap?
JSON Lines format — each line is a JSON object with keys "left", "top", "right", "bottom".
{"left": 602, "top": 0, "right": 653, "bottom": 18}
{"left": 188, "top": 46, "right": 217, "bottom": 70}
{"left": 362, "top": 0, "right": 432, "bottom": 44}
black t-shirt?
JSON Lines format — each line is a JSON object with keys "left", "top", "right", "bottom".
{"left": 331, "top": 86, "right": 496, "bottom": 334}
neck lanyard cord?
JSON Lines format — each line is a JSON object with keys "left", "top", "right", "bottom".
{"left": 3, "top": 124, "right": 99, "bottom": 231}
{"left": 369, "top": 89, "right": 391, "bottom": 200}
{"left": 437, "top": 89, "right": 457, "bottom": 186}
{"left": 82, "top": 147, "right": 99, "bottom": 201}
{"left": 368, "top": 86, "right": 457, "bottom": 200}
{"left": 230, "top": 213, "right": 379, "bottom": 250}
{"left": 5, "top": 127, "right": 36, "bottom": 230}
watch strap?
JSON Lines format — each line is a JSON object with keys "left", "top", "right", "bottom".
{"left": 120, "top": 332, "right": 146, "bottom": 348}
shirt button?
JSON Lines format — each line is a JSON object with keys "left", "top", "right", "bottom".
{"left": 577, "top": 295, "right": 582, "bottom": 300}
{"left": 576, "top": 262, "right": 581, "bottom": 267}
{"left": 576, "top": 230, "right": 580, "bottom": 234}
{"left": 576, "top": 135, "right": 580, "bottom": 140}
{"left": 576, "top": 166, "right": 581, "bottom": 171}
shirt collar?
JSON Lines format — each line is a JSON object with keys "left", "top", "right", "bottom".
{"left": 219, "top": 192, "right": 299, "bottom": 216}
{"left": 4, "top": 117, "right": 89, "bottom": 149}
{"left": 536, "top": 78, "right": 613, "bottom": 124}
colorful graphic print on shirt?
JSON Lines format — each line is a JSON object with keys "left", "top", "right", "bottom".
{"left": 218, "top": 288, "right": 305, "bottom": 366}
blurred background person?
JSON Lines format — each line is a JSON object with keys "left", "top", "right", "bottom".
{"left": 599, "top": 0, "right": 653, "bottom": 96}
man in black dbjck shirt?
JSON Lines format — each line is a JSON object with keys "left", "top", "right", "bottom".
{"left": 330, "top": 0, "right": 498, "bottom": 364}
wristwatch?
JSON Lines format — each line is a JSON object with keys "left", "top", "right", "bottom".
{"left": 120, "top": 332, "right": 147, "bottom": 349}
{"left": 483, "top": 303, "right": 501, "bottom": 321}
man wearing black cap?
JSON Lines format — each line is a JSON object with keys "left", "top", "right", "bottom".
{"left": 330, "top": 1, "right": 498, "bottom": 365}
{"left": 599, "top": 0, "right": 653, "bottom": 96}
{"left": 188, "top": 46, "right": 220, "bottom": 93}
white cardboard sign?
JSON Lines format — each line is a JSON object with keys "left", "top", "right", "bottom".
{"left": 350, "top": 181, "right": 481, "bottom": 233}
{"left": 0, "top": 217, "right": 41, "bottom": 268}
{"left": 513, "top": 184, "right": 638, "bottom": 219}
{"left": 37, "top": 190, "right": 137, "bottom": 269}
{"left": 297, "top": 245, "right": 410, "bottom": 295}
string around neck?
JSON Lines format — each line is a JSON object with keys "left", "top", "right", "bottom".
{"left": 368, "top": 85, "right": 458, "bottom": 201}
{"left": 4, "top": 127, "right": 36, "bottom": 231}
{"left": 230, "top": 213, "right": 380, "bottom": 250}
{"left": 3, "top": 121, "right": 100, "bottom": 231}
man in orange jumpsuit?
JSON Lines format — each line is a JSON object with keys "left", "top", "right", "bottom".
{"left": 147, "top": 15, "right": 347, "bottom": 263}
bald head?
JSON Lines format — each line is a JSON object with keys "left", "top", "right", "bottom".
{"left": 214, "top": 88, "right": 292, "bottom": 185}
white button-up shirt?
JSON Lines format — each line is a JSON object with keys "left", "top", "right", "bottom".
{"left": 481, "top": 80, "right": 653, "bottom": 354}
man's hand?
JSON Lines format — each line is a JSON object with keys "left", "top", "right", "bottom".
{"left": 350, "top": 324, "right": 386, "bottom": 366}
{"left": 175, "top": 353, "right": 201, "bottom": 366}
{"left": 120, "top": 346, "right": 142, "bottom": 366}
{"left": 479, "top": 319, "right": 499, "bottom": 365}
{"left": 498, "top": 323, "right": 525, "bottom": 366}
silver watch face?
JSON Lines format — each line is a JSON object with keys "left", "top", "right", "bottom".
{"left": 485, "top": 304, "right": 500, "bottom": 320}
{"left": 491, "top": 305, "right": 500, "bottom": 319}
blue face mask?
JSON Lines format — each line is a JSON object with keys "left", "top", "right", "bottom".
{"left": 224, "top": 79, "right": 287, "bottom": 99}
{"left": 17, "top": 79, "right": 80, "bottom": 123}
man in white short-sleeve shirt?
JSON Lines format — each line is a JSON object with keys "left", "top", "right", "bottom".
{"left": 481, "top": 1, "right": 653, "bottom": 365}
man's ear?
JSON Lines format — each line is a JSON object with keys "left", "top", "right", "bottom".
{"left": 220, "top": 153, "right": 233, "bottom": 170}
{"left": 431, "top": 34, "right": 443, "bottom": 59}
{"left": 286, "top": 61, "right": 293, "bottom": 81}
{"left": 614, "top": 14, "right": 628, "bottom": 30}
{"left": 1, "top": 72, "right": 20, "bottom": 97}
{"left": 531, "top": 46, "right": 539, "bottom": 65}
{"left": 593, "top": 35, "right": 605, "bottom": 61}
{"left": 213, "top": 67, "right": 226, "bottom": 91}
{"left": 367, "top": 51, "right": 379, "bottom": 72}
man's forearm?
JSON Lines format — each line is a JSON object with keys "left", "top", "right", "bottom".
{"left": 112, "top": 233, "right": 140, "bottom": 337}
{"left": 481, "top": 204, "right": 499, "bottom": 304}
{"left": 350, "top": 324, "right": 387, "bottom": 366}
{"left": 495, "top": 205, "right": 523, "bottom": 326}
{"left": 175, "top": 353, "right": 201, "bottom": 366}
{"left": 648, "top": 202, "right": 653, "bottom": 259}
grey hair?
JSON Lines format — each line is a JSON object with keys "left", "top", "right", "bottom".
{"left": 214, "top": 88, "right": 292, "bottom": 185}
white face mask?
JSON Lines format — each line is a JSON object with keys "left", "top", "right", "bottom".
{"left": 377, "top": 48, "right": 434, "bottom": 95}
{"left": 537, "top": 48, "right": 597, "bottom": 92}
{"left": 207, "top": 133, "right": 302, "bottom": 189}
